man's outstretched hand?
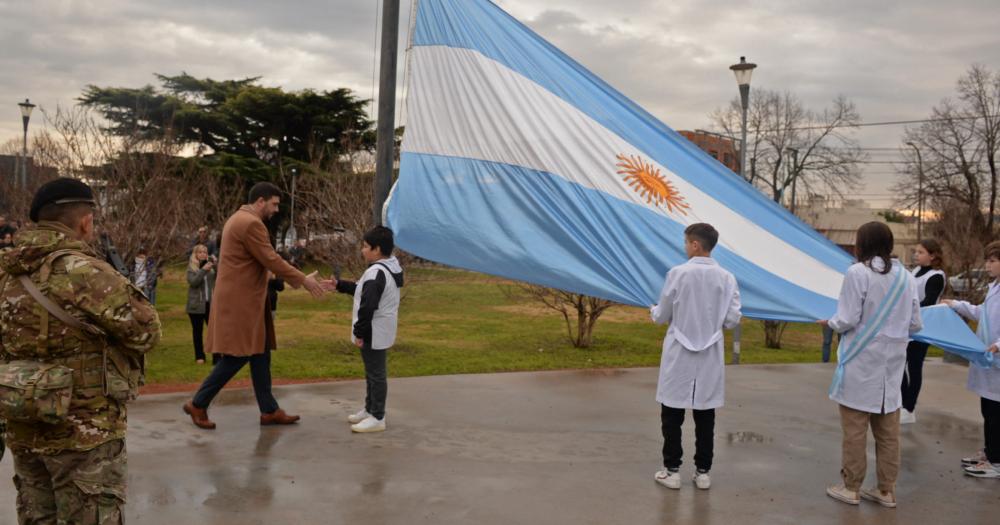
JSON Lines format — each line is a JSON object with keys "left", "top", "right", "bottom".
{"left": 302, "top": 271, "right": 326, "bottom": 299}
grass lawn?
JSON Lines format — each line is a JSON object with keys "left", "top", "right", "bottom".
{"left": 145, "top": 265, "right": 942, "bottom": 385}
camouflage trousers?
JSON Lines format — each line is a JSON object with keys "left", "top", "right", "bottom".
{"left": 11, "top": 439, "right": 126, "bottom": 525}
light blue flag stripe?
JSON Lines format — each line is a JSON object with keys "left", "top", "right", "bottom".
{"left": 389, "top": 152, "right": 838, "bottom": 322}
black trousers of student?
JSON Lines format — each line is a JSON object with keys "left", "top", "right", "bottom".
{"left": 661, "top": 405, "right": 715, "bottom": 471}
{"left": 191, "top": 350, "right": 279, "bottom": 414}
{"left": 901, "top": 340, "right": 929, "bottom": 412}
{"left": 983, "top": 397, "right": 1000, "bottom": 464}
{"left": 361, "top": 347, "right": 388, "bottom": 420}
{"left": 188, "top": 302, "right": 219, "bottom": 364}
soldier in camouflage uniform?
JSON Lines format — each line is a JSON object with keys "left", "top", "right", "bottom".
{"left": 0, "top": 178, "right": 161, "bottom": 524}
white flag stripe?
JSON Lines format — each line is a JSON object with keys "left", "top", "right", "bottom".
{"left": 405, "top": 46, "right": 844, "bottom": 299}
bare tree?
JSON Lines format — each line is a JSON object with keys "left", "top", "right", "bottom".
{"left": 894, "top": 65, "right": 1000, "bottom": 256}
{"left": 503, "top": 284, "right": 616, "bottom": 348}
{"left": 711, "top": 90, "right": 866, "bottom": 205}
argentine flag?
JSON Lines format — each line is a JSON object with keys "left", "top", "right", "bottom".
{"left": 385, "top": 0, "right": 992, "bottom": 365}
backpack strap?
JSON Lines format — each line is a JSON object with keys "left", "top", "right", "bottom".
{"left": 17, "top": 249, "right": 106, "bottom": 341}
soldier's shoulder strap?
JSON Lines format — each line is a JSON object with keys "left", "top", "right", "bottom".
{"left": 18, "top": 250, "right": 106, "bottom": 338}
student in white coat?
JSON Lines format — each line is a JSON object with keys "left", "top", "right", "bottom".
{"left": 650, "top": 223, "right": 741, "bottom": 491}
{"left": 943, "top": 239, "right": 1000, "bottom": 479}
{"left": 819, "top": 222, "right": 922, "bottom": 508}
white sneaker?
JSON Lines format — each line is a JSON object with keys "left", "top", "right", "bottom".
{"left": 347, "top": 408, "right": 371, "bottom": 424}
{"left": 963, "top": 460, "right": 1000, "bottom": 478}
{"left": 899, "top": 409, "right": 916, "bottom": 425}
{"left": 693, "top": 471, "right": 711, "bottom": 490}
{"left": 962, "top": 449, "right": 987, "bottom": 466}
{"left": 654, "top": 469, "right": 681, "bottom": 489}
{"left": 351, "top": 415, "right": 386, "bottom": 433}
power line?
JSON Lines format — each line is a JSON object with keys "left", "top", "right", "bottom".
{"left": 754, "top": 114, "right": 1000, "bottom": 133}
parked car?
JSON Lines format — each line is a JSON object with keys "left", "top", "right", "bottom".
{"left": 949, "top": 269, "right": 990, "bottom": 298}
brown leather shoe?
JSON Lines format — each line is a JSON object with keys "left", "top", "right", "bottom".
{"left": 183, "top": 401, "right": 216, "bottom": 430}
{"left": 260, "top": 409, "right": 301, "bottom": 426}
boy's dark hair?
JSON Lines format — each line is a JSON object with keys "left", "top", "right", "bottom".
{"left": 918, "top": 239, "right": 945, "bottom": 270}
{"left": 248, "top": 182, "right": 282, "bottom": 204}
{"left": 855, "top": 221, "right": 894, "bottom": 275}
{"left": 363, "top": 226, "right": 394, "bottom": 256}
{"left": 684, "top": 223, "right": 719, "bottom": 252}
{"left": 984, "top": 240, "right": 1000, "bottom": 261}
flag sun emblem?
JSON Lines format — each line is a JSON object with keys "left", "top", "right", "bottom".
{"left": 615, "top": 154, "right": 690, "bottom": 215}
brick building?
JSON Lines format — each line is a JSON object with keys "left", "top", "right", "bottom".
{"left": 678, "top": 130, "right": 740, "bottom": 173}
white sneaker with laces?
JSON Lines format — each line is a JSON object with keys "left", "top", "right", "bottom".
{"left": 654, "top": 469, "right": 681, "bottom": 489}
{"left": 963, "top": 460, "right": 1000, "bottom": 478}
{"left": 961, "top": 449, "right": 987, "bottom": 466}
{"left": 351, "top": 415, "right": 386, "bottom": 433}
{"left": 693, "top": 471, "right": 711, "bottom": 490}
{"left": 899, "top": 409, "right": 916, "bottom": 425}
{"left": 348, "top": 408, "right": 371, "bottom": 424}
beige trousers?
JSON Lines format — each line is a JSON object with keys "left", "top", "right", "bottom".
{"left": 839, "top": 404, "right": 900, "bottom": 493}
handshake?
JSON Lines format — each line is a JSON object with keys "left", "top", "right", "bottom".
{"left": 299, "top": 272, "right": 340, "bottom": 299}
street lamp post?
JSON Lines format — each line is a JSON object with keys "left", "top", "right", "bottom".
{"left": 17, "top": 98, "right": 36, "bottom": 189}
{"left": 905, "top": 142, "right": 923, "bottom": 241}
{"left": 287, "top": 167, "right": 299, "bottom": 247}
{"left": 729, "top": 56, "right": 757, "bottom": 365}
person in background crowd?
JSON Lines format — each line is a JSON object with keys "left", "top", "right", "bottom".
{"left": 187, "top": 244, "right": 217, "bottom": 364}
{"left": 0, "top": 215, "right": 15, "bottom": 240}
{"left": 131, "top": 246, "right": 160, "bottom": 305}
{"left": 0, "top": 232, "right": 12, "bottom": 250}
{"left": 189, "top": 226, "right": 218, "bottom": 258}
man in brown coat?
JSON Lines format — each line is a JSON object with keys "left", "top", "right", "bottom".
{"left": 183, "top": 182, "right": 325, "bottom": 429}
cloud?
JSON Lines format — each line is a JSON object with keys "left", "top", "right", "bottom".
{"left": 1, "top": 0, "right": 999, "bottom": 204}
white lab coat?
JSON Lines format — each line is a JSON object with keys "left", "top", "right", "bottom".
{"left": 828, "top": 260, "right": 923, "bottom": 413}
{"left": 650, "top": 257, "right": 741, "bottom": 410}
{"left": 949, "top": 282, "right": 1000, "bottom": 403}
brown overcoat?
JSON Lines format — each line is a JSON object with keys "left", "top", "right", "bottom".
{"left": 206, "top": 206, "right": 305, "bottom": 356}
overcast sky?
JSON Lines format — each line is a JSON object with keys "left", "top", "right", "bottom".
{"left": 2, "top": 0, "right": 998, "bottom": 206}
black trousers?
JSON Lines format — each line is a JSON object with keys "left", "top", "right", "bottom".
{"left": 361, "top": 347, "right": 388, "bottom": 420}
{"left": 192, "top": 350, "right": 279, "bottom": 414}
{"left": 983, "top": 397, "right": 1000, "bottom": 464}
{"left": 188, "top": 302, "right": 215, "bottom": 363}
{"left": 901, "top": 340, "right": 929, "bottom": 412}
{"left": 661, "top": 405, "right": 715, "bottom": 471}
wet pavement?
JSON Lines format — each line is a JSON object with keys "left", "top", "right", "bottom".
{"left": 0, "top": 361, "right": 997, "bottom": 524}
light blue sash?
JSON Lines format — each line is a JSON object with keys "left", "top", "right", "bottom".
{"left": 829, "top": 265, "right": 909, "bottom": 397}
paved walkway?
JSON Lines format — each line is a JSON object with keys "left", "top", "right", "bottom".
{"left": 0, "top": 361, "right": 996, "bottom": 524}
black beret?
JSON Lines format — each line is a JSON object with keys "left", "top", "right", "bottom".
{"left": 30, "top": 178, "right": 96, "bottom": 222}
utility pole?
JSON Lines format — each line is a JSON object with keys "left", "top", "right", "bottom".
{"left": 372, "top": 0, "right": 401, "bottom": 226}
{"left": 906, "top": 142, "right": 924, "bottom": 241}
{"left": 788, "top": 148, "right": 799, "bottom": 215}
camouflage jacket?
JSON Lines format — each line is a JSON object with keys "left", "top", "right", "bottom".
{"left": 0, "top": 222, "right": 161, "bottom": 454}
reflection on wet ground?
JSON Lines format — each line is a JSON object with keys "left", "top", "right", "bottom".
{"left": 0, "top": 361, "right": 995, "bottom": 525}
